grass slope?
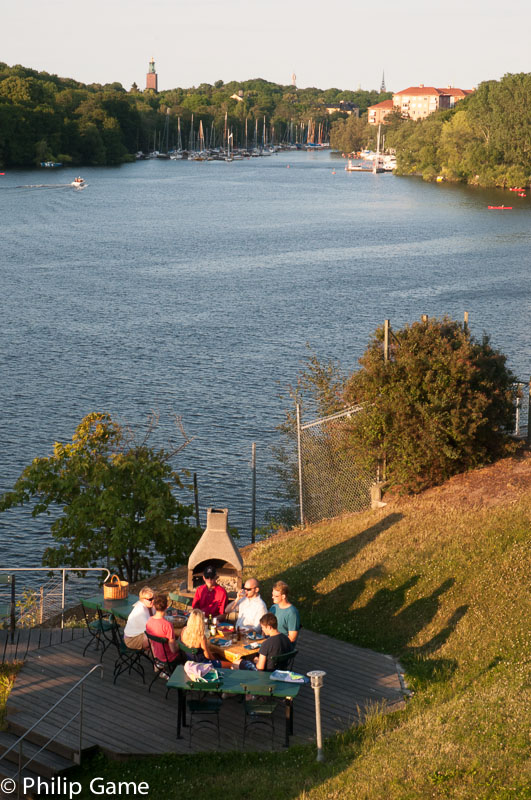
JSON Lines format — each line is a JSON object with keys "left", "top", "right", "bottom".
{"left": 10, "top": 454, "right": 531, "bottom": 799}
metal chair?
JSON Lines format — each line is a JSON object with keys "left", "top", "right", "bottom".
{"left": 178, "top": 640, "right": 204, "bottom": 662}
{"left": 187, "top": 693, "right": 223, "bottom": 748}
{"left": 243, "top": 685, "right": 277, "bottom": 748}
{"left": 80, "top": 602, "right": 114, "bottom": 660}
{"left": 110, "top": 619, "right": 145, "bottom": 685}
{"left": 169, "top": 593, "right": 192, "bottom": 611}
{"left": 145, "top": 631, "right": 179, "bottom": 694}
{"left": 271, "top": 648, "right": 298, "bottom": 671}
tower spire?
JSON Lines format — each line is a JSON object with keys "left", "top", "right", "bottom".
{"left": 380, "top": 71, "right": 386, "bottom": 93}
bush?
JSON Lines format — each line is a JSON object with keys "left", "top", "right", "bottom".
{"left": 343, "top": 317, "right": 516, "bottom": 492}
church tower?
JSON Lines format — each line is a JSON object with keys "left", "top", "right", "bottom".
{"left": 380, "top": 71, "right": 386, "bottom": 93}
{"left": 146, "top": 58, "right": 158, "bottom": 92}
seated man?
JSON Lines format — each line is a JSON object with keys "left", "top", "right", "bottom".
{"left": 123, "top": 586, "right": 154, "bottom": 650}
{"left": 269, "top": 580, "right": 301, "bottom": 643}
{"left": 145, "top": 592, "right": 180, "bottom": 666}
{"left": 192, "top": 564, "right": 228, "bottom": 618}
{"left": 224, "top": 577, "right": 267, "bottom": 632}
{"left": 238, "top": 612, "right": 292, "bottom": 672}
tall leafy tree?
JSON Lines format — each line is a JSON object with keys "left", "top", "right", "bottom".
{"left": 0, "top": 413, "right": 200, "bottom": 582}
{"left": 343, "top": 318, "right": 517, "bottom": 492}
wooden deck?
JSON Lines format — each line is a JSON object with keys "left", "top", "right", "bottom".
{"left": 5, "top": 629, "right": 406, "bottom": 756}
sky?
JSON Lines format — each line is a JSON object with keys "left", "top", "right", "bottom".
{"left": 3, "top": 0, "right": 530, "bottom": 93}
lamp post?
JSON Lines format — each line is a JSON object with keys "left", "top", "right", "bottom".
{"left": 307, "top": 670, "right": 326, "bottom": 762}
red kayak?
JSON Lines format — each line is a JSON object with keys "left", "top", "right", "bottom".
{"left": 488, "top": 205, "right": 512, "bottom": 210}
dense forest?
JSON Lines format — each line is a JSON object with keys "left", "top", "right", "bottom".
{"left": 0, "top": 62, "right": 389, "bottom": 167}
{"left": 330, "top": 72, "right": 531, "bottom": 188}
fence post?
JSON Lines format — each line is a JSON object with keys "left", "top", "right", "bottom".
{"left": 9, "top": 575, "right": 16, "bottom": 643}
{"left": 296, "top": 404, "right": 304, "bottom": 526}
{"left": 193, "top": 473, "right": 200, "bottom": 527}
{"left": 528, "top": 378, "right": 531, "bottom": 445}
{"left": 384, "top": 319, "right": 390, "bottom": 362}
{"left": 251, "top": 442, "right": 256, "bottom": 543}
{"left": 61, "top": 569, "right": 65, "bottom": 630}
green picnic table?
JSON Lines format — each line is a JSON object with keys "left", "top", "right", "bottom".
{"left": 167, "top": 665, "right": 301, "bottom": 746}
{"left": 81, "top": 593, "right": 139, "bottom": 620}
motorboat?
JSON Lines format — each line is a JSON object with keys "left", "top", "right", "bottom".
{"left": 71, "top": 177, "right": 85, "bottom": 187}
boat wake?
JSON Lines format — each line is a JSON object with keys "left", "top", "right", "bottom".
{"left": 15, "top": 183, "right": 88, "bottom": 190}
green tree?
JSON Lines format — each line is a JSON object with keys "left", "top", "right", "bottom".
{"left": 0, "top": 413, "right": 200, "bottom": 582}
{"left": 343, "top": 317, "right": 516, "bottom": 492}
{"left": 330, "top": 114, "right": 370, "bottom": 153}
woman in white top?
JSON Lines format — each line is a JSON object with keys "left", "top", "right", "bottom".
{"left": 123, "top": 586, "right": 154, "bottom": 650}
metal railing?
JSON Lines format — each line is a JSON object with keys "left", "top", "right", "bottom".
{"left": 1, "top": 568, "right": 110, "bottom": 630}
{"left": 0, "top": 664, "right": 103, "bottom": 798}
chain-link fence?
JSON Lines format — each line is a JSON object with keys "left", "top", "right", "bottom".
{"left": 297, "top": 405, "right": 375, "bottom": 525}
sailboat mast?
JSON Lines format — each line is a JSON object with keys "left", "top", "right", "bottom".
{"left": 373, "top": 123, "right": 381, "bottom": 174}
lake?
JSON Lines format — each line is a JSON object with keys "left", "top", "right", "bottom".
{"left": 1, "top": 151, "right": 529, "bottom": 575}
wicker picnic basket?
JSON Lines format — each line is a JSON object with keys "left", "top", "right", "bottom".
{"left": 103, "top": 574, "right": 129, "bottom": 600}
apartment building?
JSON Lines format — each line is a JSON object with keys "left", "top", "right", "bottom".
{"left": 367, "top": 84, "right": 473, "bottom": 124}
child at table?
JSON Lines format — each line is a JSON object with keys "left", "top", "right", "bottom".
{"left": 145, "top": 593, "right": 180, "bottom": 664}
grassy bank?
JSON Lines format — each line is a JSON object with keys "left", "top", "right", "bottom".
{"left": 5, "top": 455, "right": 531, "bottom": 798}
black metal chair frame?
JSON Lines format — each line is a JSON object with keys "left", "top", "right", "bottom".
{"left": 186, "top": 692, "right": 222, "bottom": 748}
{"left": 145, "top": 631, "right": 179, "bottom": 695}
{"left": 242, "top": 684, "right": 277, "bottom": 748}
{"left": 178, "top": 640, "right": 204, "bottom": 662}
{"left": 80, "top": 602, "right": 114, "bottom": 661}
{"left": 270, "top": 648, "right": 298, "bottom": 671}
{"left": 109, "top": 617, "right": 145, "bottom": 685}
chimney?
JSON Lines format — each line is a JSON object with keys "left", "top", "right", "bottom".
{"left": 187, "top": 508, "right": 244, "bottom": 591}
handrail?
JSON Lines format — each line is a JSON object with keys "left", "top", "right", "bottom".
{"left": 0, "top": 664, "right": 103, "bottom": 797}
{"left": 3, "top": 567, "right": 111, "bottom": 629}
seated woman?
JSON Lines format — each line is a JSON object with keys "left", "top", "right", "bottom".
{"left": 145, "top": 592, "right": 180, "bottom": 666}
{"left": 179, "top": 608, "right": 230, "bottom": 669}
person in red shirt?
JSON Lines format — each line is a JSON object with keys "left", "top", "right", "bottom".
{"left": 192, "top": 564, "right": 228, "bottom": 617}
{"left": 145, "top": 593, "right": 180, "bottom": 664}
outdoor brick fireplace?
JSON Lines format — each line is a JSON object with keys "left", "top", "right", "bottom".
{"left": 187, "top": 508, "right": 243, "bottom": 592}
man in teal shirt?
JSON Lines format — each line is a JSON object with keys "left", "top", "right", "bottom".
{"left": 269, "top": 580, "right": 300, "bottom": 643}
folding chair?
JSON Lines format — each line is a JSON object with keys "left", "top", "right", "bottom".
{"left": 169, "top": 592, "right": 192, "bottom": 610}
{"left": 110, "top": 619, "right": 145, "bottom": 685}
{"left": 187, "top": 693, "right": 222, "bottom": 748}
{"left": 80, "top": 602, "right": 114, "bottom": 660}
{"left": 178, "top": 640, "right": 204, "bottom": 662}
{"left": 270, "top": 648, "right": 298, "bottom": 671}
{"left": 145, "top": 631, "right": 179, "bottom": 695}
{"left": 243, "top": 685, "right": 277, "bottom": 748}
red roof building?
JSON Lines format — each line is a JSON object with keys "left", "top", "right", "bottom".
{"left": 368, "top": 84, "right": 474, "bottom": 124}
{"left": 367, "top": 99, "right": 394, "bottom": 125}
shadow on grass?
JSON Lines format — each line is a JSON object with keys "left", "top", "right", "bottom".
{"left": 261, "top": 511, "right": 469, "bottom": 690}
{"left": 264, "top": 512, "right": 404, "bottom": 607}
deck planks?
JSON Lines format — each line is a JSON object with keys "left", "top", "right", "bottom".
{"left": 5, "top": 628, "right": 406, "bottom": 756}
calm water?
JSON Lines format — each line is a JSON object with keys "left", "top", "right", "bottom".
{"left": 1, "top": 151, "right": 530, "bottom": 573}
